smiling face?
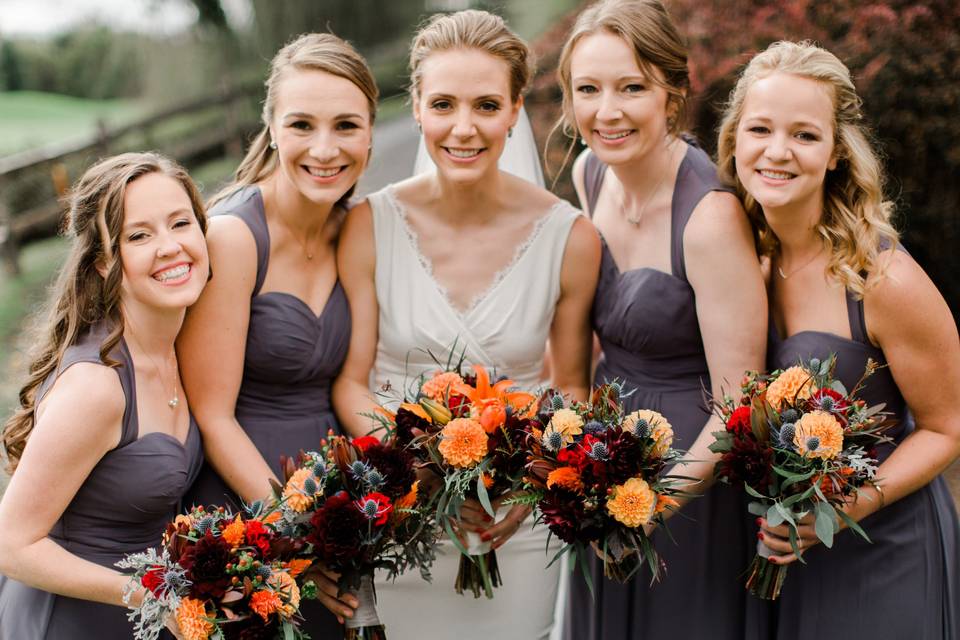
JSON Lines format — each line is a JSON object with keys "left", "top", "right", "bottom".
{"left": 118, "top": 172, "right": 208, "bottom": 313}
{"left": 569, "top": 31, "right": 674, "bottom": 165}
{"left": 269, "top": 68, "right": 372, "bottom": 205}
{"left": 414, "top": 48, "right": 521, "bottom": 183}
{"left": 734, "top": 72, "right": 837, "bottom": 219}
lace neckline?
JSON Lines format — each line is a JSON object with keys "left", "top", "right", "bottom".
{"left": 384, "top": 185, "right": 565, "bottom": 316}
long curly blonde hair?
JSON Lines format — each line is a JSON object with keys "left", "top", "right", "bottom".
{"left": 2, "top": 153, "right": 207, "bottom": 474}
{"left": 717, "top": 40, "right": 898, "bottom": 297}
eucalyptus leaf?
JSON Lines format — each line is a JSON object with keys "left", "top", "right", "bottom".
{"left": 814, "top": 503, "right": 836, "bottom": 548}
{"left": 744, "top": 483, "right": 766, "bottom": 499}
{"left": 748, "top": 501, "right": 767, "bottom": 517}
{"left": 766, "top": 504, "right": 785, "bottom": 528}
{"left": 476, "top": 475, "right": 495, "bottom": 518}
{"left": 830, "top": 380, "right": 848, "bottom": 395}
{"left": 836, "top": 508, "right": 872, "bottom": 543}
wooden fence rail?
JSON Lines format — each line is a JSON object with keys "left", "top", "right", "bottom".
{"left": 0, "top": 82, "right": 264, "bottom": 275}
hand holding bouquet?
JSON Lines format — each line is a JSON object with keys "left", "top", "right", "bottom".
{"left": 709, "top": 355, "right": 891, "bottom": 599}
{"left": 523, "top": 383, "right": 686, "bottom": 591}
{"left": 117, "top": 505, "right": 307, "bottom": 640}
{"left": 271, "top": 435, "right": 436, "bottom": 640}
{"left": 372, "top": 362, "right": 538, "bottom": 599}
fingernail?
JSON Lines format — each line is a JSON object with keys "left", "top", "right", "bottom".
{"left": 756, "top": 517, "right": 763, "bottom": 526}
{"left": 484, "top": 514, "right": 494, "bottom": 522}
{"left": 768, "top": 557, "right": 777, "bottom": 564}
{"left": 757, "top": 532, "right": 764, "bottom": 540}
{"left": 480, "top": 532, "right": 492, "bottom": 542}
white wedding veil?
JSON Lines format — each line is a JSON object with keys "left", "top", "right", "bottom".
{"left": 412, "top": 105, "right": 545, "bottom": 187}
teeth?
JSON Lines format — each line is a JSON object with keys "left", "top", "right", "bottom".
{"left": 598, "top": 131, "right": 631, "bottom": 141}
{"left": 760, "top": 169, "right": 794, "bottom": 180}
{"left": 155, "top": 265, "right": 189, "bottom": 282}
{"left": 447, "top": 148, "right": 481, "bottom": 158}
{"left": 306, "top": 166, "right": 341, "bottom": 177}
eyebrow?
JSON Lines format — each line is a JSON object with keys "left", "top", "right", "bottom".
{"left": 743, "top": 115, "right": 825, "bottom": 130}
{"left": 122, "top": 208, "right": 193, "bottom": 232}
{"left": 425, "top": 92, "right": 507, "bottom": 101}
{"left": 281, "top": 111, "right": 365, "bottom": 120}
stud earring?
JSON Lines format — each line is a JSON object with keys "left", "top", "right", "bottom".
{"left": 269, "top": 140, "right": 277, "bottom": 150}
{"left": 417, "top": 122, "right": 422, "bottom": 133}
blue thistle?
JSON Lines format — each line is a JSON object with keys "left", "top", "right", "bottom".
{"left": 364, "top": 469, "right": 386, "bottom": 490}
{"left": 780, "top": 409, "right": 800, "bottom": 424}
{"left": 632, "top": 418, "right": 651, "bottom": 439}
{"left": 312, "top": 462, "right": 327, "bottom": 478}
{"left": 360, "top": 499, "right": 380, "bottom": 520}
{"left": 256, "top": 565, "right": 273, "bottom": 580}
{"left": 543, "top": 429, "right": 564, "bottom": 452}
{"left": 818, "top": 396, "right": 835, "bottom": 411}
{"left": 805, "top": 436, "right": 821, "bottom": 452}
{"left": 584, "top": 420, "right": 605, "bottom": 436}
{"left": 303, "top": 476, "right": 318, "bottom": 496}
{"left": 349, "top": 460, "right": 370, "bottom": 480}
{"left": 196, "top": 516, "right": 214, "bottom": 535}
{"left": 608, "top": 381, "right": 623, "bottom": 396}
{"left": 550, "top": 395, "right": 565, "bottom": 411}
{"left": 778, "top": 423, "right": 797, "bottom": 449}
{"left": 587, "top": 441, "right": 610, "bottom": 461}
{"left": 245, "top": 500, "right": 264, "bottom": 518}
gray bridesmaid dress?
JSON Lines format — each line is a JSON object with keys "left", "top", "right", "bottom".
{"left": 0, "top": 323, "right": 204, "bottom": 639}
{"left": 184, "top": 186, "right": 350, "bottom": 639}
{"left": 564, "top": 145, "right": 762, "bottom": 640}
{"left": 768, "top": 273, "right": 959, "bottom": 640}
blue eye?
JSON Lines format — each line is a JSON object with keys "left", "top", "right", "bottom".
{"left": 431, "top": 100, "right": 452, "bottom": 111}
{"left": 575, "top": 84, "right": 598, "bottom": 95}
{"left": 624, "top": 83, "right": 646, "bottom": 93}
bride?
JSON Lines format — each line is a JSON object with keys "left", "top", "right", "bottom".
{"left": 330, "top": 9, "right": 600, "bottom": 639}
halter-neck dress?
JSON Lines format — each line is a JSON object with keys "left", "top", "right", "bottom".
{"left": 0, "top": 323, "right": 204, "bottom": 639}
{"left": 564, "top": 145, "right": 762, "bottom": 640}
{"left": 767, "top": 263, "right": 959, "bottom": 640}
{"left": 184, "top": 186, "right": 350, "bottom": 639}
{"left": 367, "top": 184, "right": 581, "bottom": 640}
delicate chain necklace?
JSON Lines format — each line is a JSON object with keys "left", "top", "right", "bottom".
{"left": 127, "top": 330, "right": 179, "bottom": 409}
{"left": 621, "top": 142, "right": 678, "bottom": 226}
{"left": 280, "top": 218, "right": 320, "bottom": 260}
{"left": 776, "top": 245, "right": 825, "bottom": 279}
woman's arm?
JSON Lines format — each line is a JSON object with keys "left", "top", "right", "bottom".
{"left": 680, "top": 191, "right": 768, "bottom": 499}
{"left": 0, "top": 364, "right": 141, "bottom": 607}
{"left": 763, "top": 250, "right": 960, "bottom": 562}
{"left": 177, "top": 215, "right": 277, "bottom": 503}
{"left": 549, "top": 215, "right": 602, "bottom": 403}
{"left": 332, "top": 200, "right": 380, "bottom": 437}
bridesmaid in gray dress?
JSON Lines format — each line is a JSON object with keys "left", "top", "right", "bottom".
{"left": 0, "top": 153, "right": 207, "bottom": 638}
{"left": 177, "top": 33, "right": 378, "bottom": 636}
{"left": 719, "top": 41, "right": 960, "bottom": 639}
{"left": 555, "top": 1, "right": 768, "bottom": 638}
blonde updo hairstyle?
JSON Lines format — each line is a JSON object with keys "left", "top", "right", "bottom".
{"left": 408, "top": 9, "right": 534, "bottom": 104}
{"left": 2, "top": 153, "right": 207, "bottom": 474}
{"left": 209, "top": 32, "right": 378, "bottom": 209}
{"left": 551, "top": 0, "right": 690, "bottom": 169}
{"left": 717, "top": 40, "right": 898, "bottom": 297}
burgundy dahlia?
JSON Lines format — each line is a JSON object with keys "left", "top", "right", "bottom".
{"left": 178, "top": 531, "right": 233, "bottom": 599}
{"left": 361, "top": 444, "right": 416, "bottom": 500}
{"left": 718, "top": 436, "right": 774, "bottom": 492}
{"left": 395, "top": 407, "right": 431, "bottom": 446}
{"left": 307, "top": 491, "right": 367, "bottom": 564}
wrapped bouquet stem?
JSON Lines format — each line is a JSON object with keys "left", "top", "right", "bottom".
{"left": 344, "top": 574, "right": 386, "bottom": 640}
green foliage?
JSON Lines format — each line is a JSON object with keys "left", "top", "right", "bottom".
{"left": 1, "top": 40, "right": 24, "bottom": 91}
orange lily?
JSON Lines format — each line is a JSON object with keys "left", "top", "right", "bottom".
{"left": 453, "top": 365, "right": 538, "bottom": 426}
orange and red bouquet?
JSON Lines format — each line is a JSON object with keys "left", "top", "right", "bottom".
{"left": 117, "top": 505, "right": 307, "bottom": 640}
{"left": 710, "top": 354, "right": 892, "bottom": 599}
{"left": 522, "top": 382, "right": 685, "bottom": 591}
{"left": 369, "top": 359, "right": 538, "bottom": 599}
{"left": 270, "top": 434, "right": 436, "bottom": 640}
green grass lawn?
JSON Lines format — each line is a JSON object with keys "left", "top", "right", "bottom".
{"left": 0, "top": 91, "right": 143, "bottom": 156}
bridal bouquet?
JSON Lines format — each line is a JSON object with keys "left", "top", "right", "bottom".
{"left": 371, "top": 360, "right": 539, "bottom": 599}
{"left": 270, "top": 435, "right": 436, "bottom": 640}
{"left": 709, "top": 355, "right": 891, "bottom": 600}
{"left": 117, "top": 505, "right": 309, "bottom": 640}
{"left": 522, "top": 382, "right": 686, "bottom": 591}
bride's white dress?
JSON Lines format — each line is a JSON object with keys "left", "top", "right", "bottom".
{"left": 368, "top": 184, "right": 580, "bottom": 640}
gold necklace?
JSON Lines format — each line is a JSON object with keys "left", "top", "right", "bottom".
{"left": 776, "top": 245, "right": 825, "bottom": 279}
{"left": 622, "top": 142, "right": 676, "bottom": 226}
{"left": 280, "top": 218, "right": 321, "bottom": 261}
{"left": 127, "top": 330, "right": 179, "bottom": 409}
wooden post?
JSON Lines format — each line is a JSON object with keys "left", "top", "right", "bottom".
{"left": 0, "top": 174, "right": 20, "bottom": 276}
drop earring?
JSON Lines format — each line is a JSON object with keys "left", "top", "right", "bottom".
{"left": 508, "top": 127, "right": 513, "bottom": 138}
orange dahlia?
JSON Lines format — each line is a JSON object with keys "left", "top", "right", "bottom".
{"left": 766, "top": 366, "right": 816, "bottom": 410}
{"left": 250, "top": 589, "right": 283, "bottom": 622}
{"left": 794, "top": 410, "right": 844, "bottom": 459}
{"left": 283, "top": 558, "right": 313, "bottom": 579}
{"left": 282, "top": 468, "right": 318, "bottom": 513}
{"left": 606, "top": 477, "right": 657, "bottom": 528}
{"left": 546, "top": 466, "right": 583, "bottom": 493}
{"left": 624, "top": 409, "right": 673, "bottom": 457}
{"left": 547, "top": 408, "right": 584, "bottom": 444}
{"left": 269, "top": 570, "right": 301, "bottom": 618}
{"left": 175, "top": 597, "right": 213, "bottom": 640}
{"left": 438, "top": 418, "right": 488, "bottom": 468}
{"left": 221, "top": 515, "right": 245, "bottom": 548}
{"left": 655, "top": 494, "right": 680, "bottom": 514}
{"left": 422, "top": 372, "right": 465, "bottom": 401}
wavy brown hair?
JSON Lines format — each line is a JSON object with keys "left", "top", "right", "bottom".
{"left": 408, "top": 9, "right": 534, "bottom": 103}
{"left": 716, "top": 41, "right": 898, "bottom": 297}
{"left": 208, "top": 32, "right": 378, "bottom": 210}
{"left": 549, "top": 0, "right": 690, "bottom": 176}
{"left": 2, "top": 152, "right": 207, "bottom": 474}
